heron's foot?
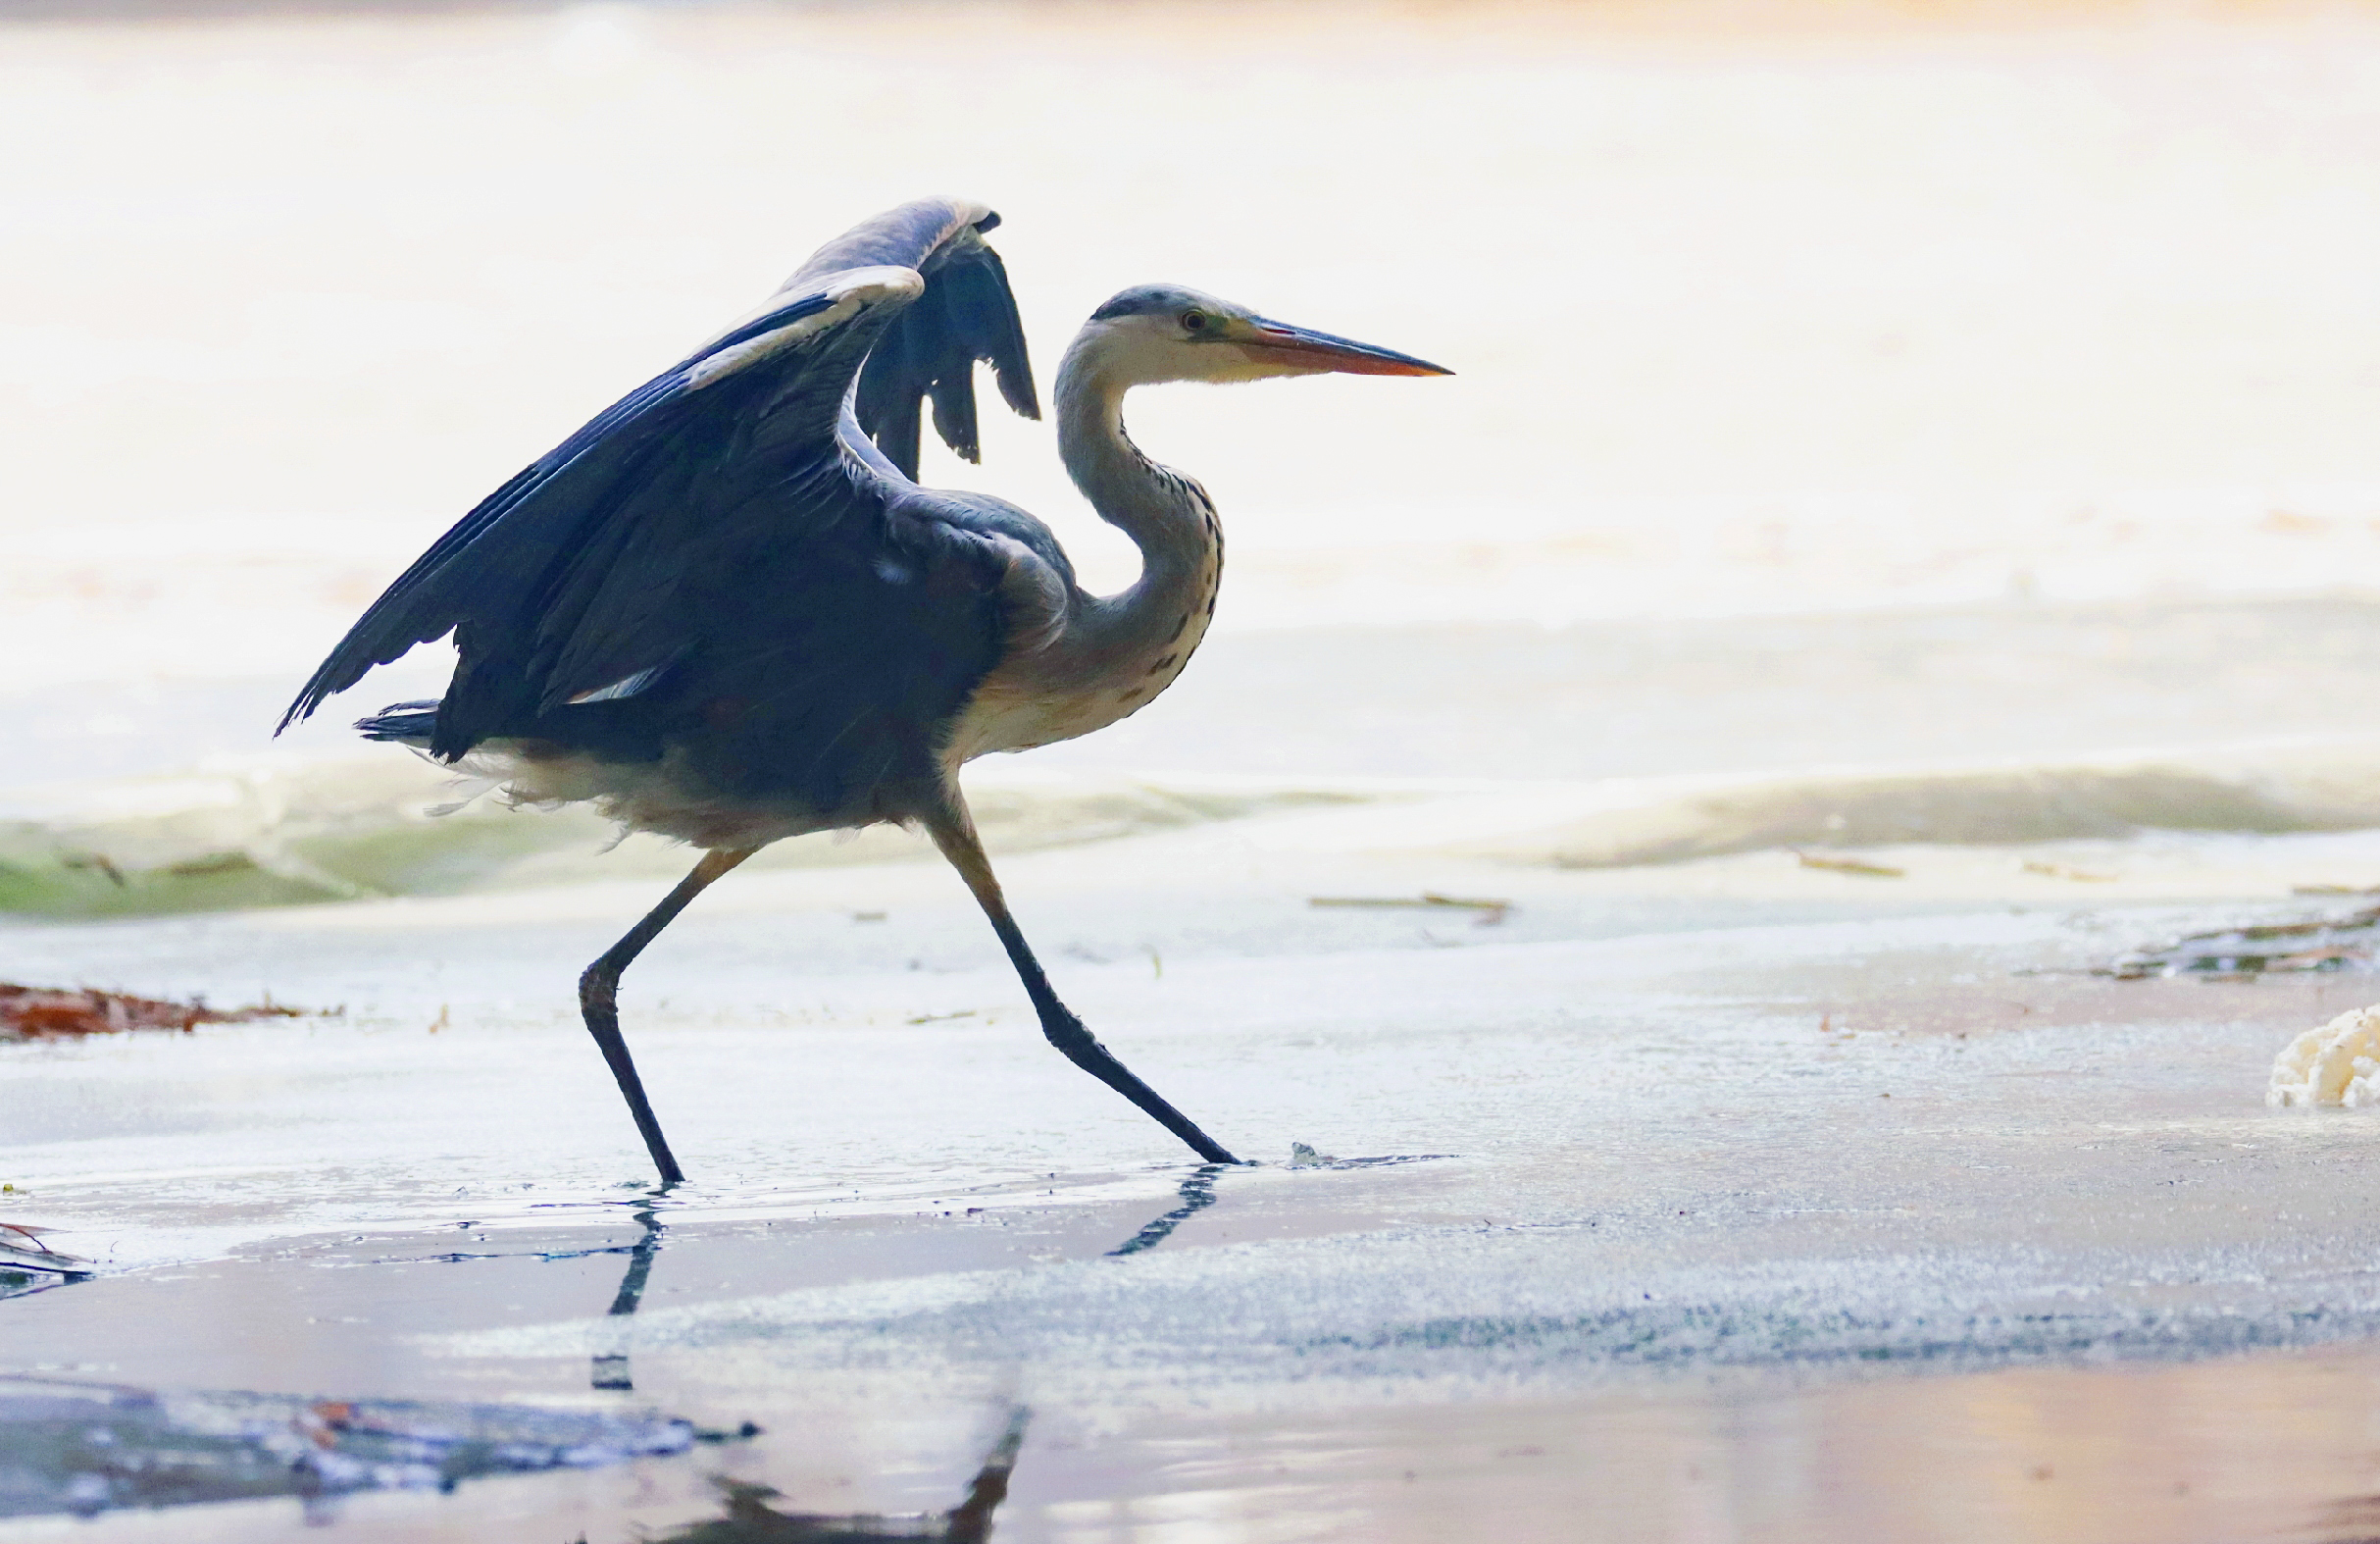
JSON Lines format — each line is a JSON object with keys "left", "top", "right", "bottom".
{"left": 1037, "top": 1006, "right": 1238, "bottom": 1165}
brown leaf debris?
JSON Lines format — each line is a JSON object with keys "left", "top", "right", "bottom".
{"left": 0, "top": 983, "right": 307, "bottom": 1041}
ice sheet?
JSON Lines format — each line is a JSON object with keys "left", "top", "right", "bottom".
{"left": 9, "top": 798, "right": 2380, "bottom": 1536}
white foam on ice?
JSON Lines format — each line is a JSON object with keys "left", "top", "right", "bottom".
{"left": 2269, "top": 1004, "right": 2380, "bottom": 1108}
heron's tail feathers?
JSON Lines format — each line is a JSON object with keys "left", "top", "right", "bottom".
{"left": 355, "top": 701, "right": 440, "bottom": 746}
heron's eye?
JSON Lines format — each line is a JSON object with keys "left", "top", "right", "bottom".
{"left": 1181, "top": 310, "right": 1208, "bottom": 333}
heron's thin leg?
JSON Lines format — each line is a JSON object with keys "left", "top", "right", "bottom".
{"left": 580, "top": 848, "right": 751, "bottom": 1185}
{"left": 926, "top": 801, "right": 1237, "bottom": 1164}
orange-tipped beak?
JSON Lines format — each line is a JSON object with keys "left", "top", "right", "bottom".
{"left": 1241, "top": 318, "right": 1454, "bottom": 378}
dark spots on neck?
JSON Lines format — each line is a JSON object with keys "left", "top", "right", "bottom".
{"left": 1145, "top": 651, "right": 1179, "bottom": 676}
{"left": 1164, "top": 614, "right": 1189, "bottom": 644}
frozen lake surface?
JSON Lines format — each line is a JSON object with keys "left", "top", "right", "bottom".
{"left": 12, "top": 783, "right": 2380, "bottom": 1539}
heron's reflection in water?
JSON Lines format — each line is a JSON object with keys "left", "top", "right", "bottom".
{"left": 593, "top": 1160, "right": 1233, "bottom": 1397}
{"left": 1106, "top": 1164, "right": 1224, "bottom": 1258}
{"left": 591, "top": 1198, "right": 664, "bottom": 1392}
{"left": 582, "top": 1200, "right": 1027, "bottom": 1540}
{"left": 650, "top": 1409, "right": 1028, "bottom": 1543}
{"left": 574, "top": 1165, "right": 1280, "bottom": 1536}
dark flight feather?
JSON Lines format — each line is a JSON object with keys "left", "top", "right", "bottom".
{"left": 854, "top": 229, "right": 1038, "bottom": 478}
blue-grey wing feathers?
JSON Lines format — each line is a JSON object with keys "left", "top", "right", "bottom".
{"left": 279, "top": 198, "right": 1039, "bottom": 761}
{"left": 278, "top": 198, "right": 1045, "bottom": 817}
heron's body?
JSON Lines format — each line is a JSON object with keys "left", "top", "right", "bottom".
{"left": 283, "top": 198, "right": 1445, "bottom": 1182}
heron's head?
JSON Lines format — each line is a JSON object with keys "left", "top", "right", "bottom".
{"left": 1072, "top": 283, "right": 1450, "bottom": 387}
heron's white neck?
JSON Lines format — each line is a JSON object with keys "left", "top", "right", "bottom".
{"left": 1051, "top": 330, "right": 1223, "bottom": 665}
{"left": 937, "top": 327, "right": 1227, "bottom": 766}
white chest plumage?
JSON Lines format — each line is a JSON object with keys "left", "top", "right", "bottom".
{"left": 943, "top": 538, "right": 1222, "bottom": 767}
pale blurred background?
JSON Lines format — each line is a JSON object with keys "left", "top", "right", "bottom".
{"left": 9, "top": 0, "right": 2380, "bottom": 781}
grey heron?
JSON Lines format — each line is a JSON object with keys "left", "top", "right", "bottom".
{"left": 280, "top": 198, "right": 1449, "bottom": 1184}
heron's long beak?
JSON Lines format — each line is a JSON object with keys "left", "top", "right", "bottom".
{"left": 1240, "top": 318, "right": 1453, "bottom": 378}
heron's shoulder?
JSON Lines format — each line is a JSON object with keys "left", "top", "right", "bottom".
{"left": 895, "top": 489, "right": 1076, "bottom": 591}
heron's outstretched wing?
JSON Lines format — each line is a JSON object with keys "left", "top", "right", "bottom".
{"left": 848, "top": 212, "right": 1038, "bottom": 478}
{"left": 279, "top": 198, "right": 1038, "bottom": 753}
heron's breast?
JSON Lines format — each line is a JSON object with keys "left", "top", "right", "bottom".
{"left": 942, "top": 562, "right": 1221, "bottom": 766}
